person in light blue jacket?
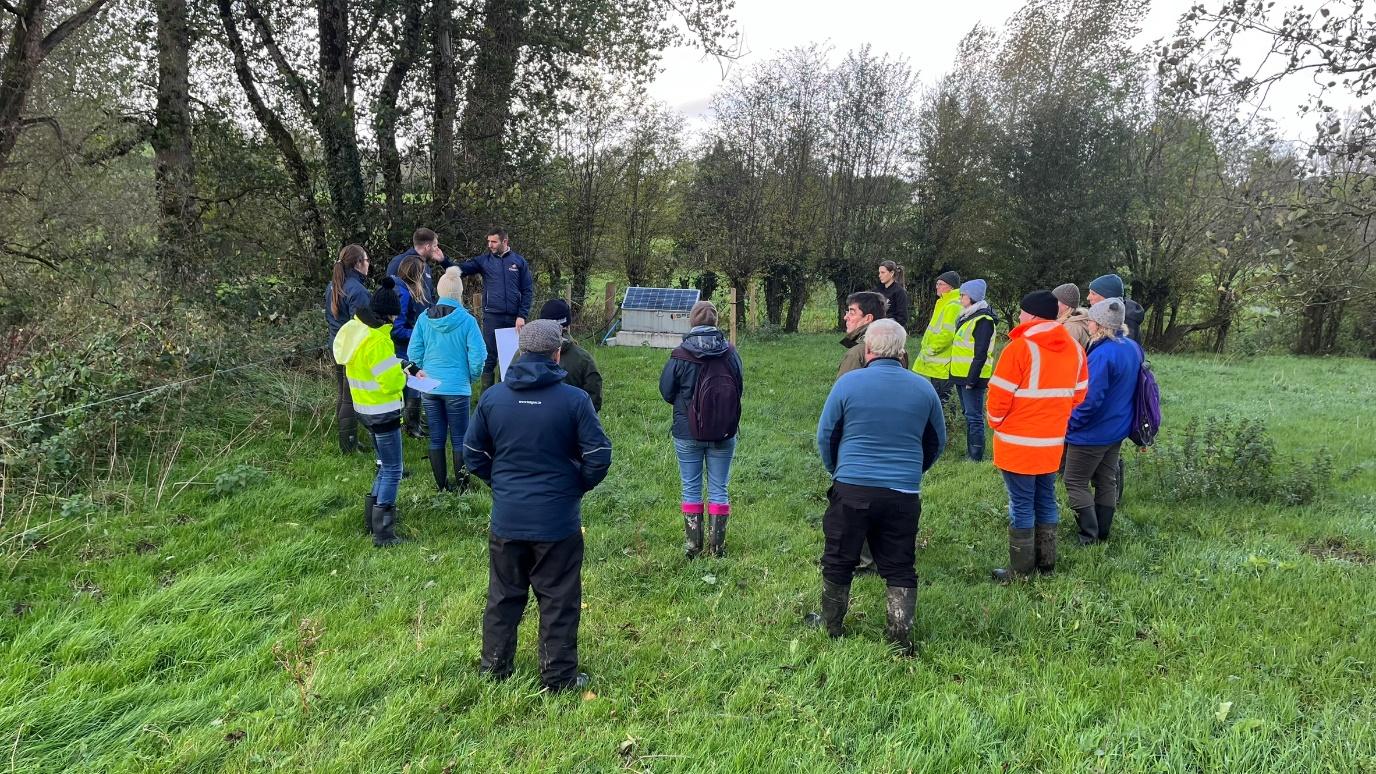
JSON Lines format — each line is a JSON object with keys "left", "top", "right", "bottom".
{"left": 408, "top": 267, "right": 487, "bottom": 492}
{"left": 1062, "top": 298, "right": 1143, "bottom": 545}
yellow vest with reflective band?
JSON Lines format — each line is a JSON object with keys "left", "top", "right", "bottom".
{"left": 333, "top": 319, "right": 406, "bottom": 420}
{"left": 950, "top": 307, "right": 996, "bottom": 379}
{"left": 913, "top": 288, "right": 963, "bottom": 379}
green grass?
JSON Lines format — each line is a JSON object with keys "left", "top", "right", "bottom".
{"left": 2, "top": 338, "right": 1375, "bottom": 772}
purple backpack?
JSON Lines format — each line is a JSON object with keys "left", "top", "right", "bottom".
{"left": 1129, "top": 343, "right": 1161, "bottom": 448}
{"left": 672, "top": 346, "right": 742, "bottom": 442}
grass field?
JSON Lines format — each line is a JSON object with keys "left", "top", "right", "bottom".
{"left": 2, "top": 336, "right": 1374, "bottom": 772}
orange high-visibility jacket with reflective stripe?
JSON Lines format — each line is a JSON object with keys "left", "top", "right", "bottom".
{"left": 985, "top": 319, "right": 1088, "bottom": 474}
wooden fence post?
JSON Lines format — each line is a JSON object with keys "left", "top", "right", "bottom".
{"left": 748, "top": 282, "right": 758, "bottom": 331}
{"left": 729, "top": 287, "right": 738, "bottom": 345}
{"left": 604, "top": 282, "right": 616, "bottom": 326}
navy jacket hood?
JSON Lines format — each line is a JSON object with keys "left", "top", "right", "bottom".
{"left": 505, "top": 354, "right": 569, "bottom": 390}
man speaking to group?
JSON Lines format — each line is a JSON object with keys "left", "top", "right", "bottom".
{"left": 460, "top": 228, "right": 534, "bottom": 391}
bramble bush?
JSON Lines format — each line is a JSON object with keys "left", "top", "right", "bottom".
{"left": 1143, "top": 414, "right": 1333, "bottom": 505}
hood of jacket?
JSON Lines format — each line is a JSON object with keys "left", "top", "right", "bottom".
{"left": 333, "top": 318, "right": 391, "bottom": 364}
{"left": 680, "top": 326, "right": 731, "bottom": 358}
{"left": 1010, "top": 318, "right": 1075, "bottom": 353}
{"left": 840, "top": 321, "right": 869, "bottom": 349}
{"left": 425, "top": 297, "right": 473, "bottom": 332}
{"left": 1059, "top": 307, "right": 1090, "bottom": 324}
{"left": 956, "top": 301, "right": 997, "bottom": 327}
{"left": 504, "top": 353, "right": 569, "bottom": 390}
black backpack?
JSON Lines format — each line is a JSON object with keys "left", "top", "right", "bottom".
{"left": 672, "top": 347, "right": 742, "bottom": 442}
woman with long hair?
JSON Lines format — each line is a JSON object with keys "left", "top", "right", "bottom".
{"left": 393, "top": 256, "right": 434, "bottom": 438}
{"left": 875, "top": 261, "right": 910, "bottom": 330}
{"left": 324, "top": 244, "right": 371, "bottom": 453}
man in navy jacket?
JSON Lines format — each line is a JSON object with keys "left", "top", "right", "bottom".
{"left": 812, "top": 319, "right": 946, "bottom": 656}
{"left": 387, "top": 227, "right": 454, "bottom": 292}
{"left": 464, "top": 319, "right": 611, "bottom": 693}
{"left": 460, "top": 228, "right": 534, "bottom": 390}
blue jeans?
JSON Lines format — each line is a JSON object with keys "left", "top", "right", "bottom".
{"left": 1001, "top": 471, "right": 1059, "bottom": 529}
{"left": 957, "top": 382, "right": 987, "bottom": 461}
{"left": 673, "top": 436, "right": 736, "bottom": 505}
{"left": 423, "top": 394, "right": 469, "bottom": 454}
{"left": 371, "top": 428, "right": 404, "bottom": 506}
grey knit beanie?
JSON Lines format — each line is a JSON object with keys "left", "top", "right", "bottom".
{"left": 1052, "top": 283, "right": 1080, "bottom": 309}
{"left": 518, "top": 319, "right": 563, "bottom": 354}
{"left": 1088, "top": 298, "right": 1126, "bottom": 331}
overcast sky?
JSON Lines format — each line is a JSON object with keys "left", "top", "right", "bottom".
{"left": 647, "top": 0, "right": 1337, "bottom": 140}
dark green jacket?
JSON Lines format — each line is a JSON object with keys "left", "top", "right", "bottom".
{"left": 513, "top": 335, "right": 603, "bottom": 411}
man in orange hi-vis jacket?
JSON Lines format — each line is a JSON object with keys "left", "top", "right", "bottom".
{"left": 986, "top": 290, "right": 1088, "bottom": 582}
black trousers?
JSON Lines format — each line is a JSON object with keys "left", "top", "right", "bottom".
{"left": 821, "top": 481, "right": 922, "bottom": 587}
{"left": 481, "top": 312, "right": 518, "bottom": 379}
{"left": 334, "top": 364, "right": 358, "bottom": 451}
{"left": 482, "top": 530, "right": 584, "bottom": 689}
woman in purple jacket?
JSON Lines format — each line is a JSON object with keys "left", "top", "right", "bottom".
{"left": 1062, "top": 298, "right": 1143, "bottom": 545}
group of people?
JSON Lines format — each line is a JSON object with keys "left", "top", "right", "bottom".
{"left": 324, "top": 228, "right": 1149, "bottom": 685}
{"left": 812, "top": 267, "right": 1147, "bottom": 653}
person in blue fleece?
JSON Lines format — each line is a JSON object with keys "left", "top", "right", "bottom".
{"left": 811, "top": 319, "right": 946, "bottom": 656}
{"left": 408, "top": 267, "right": 486, "bottom": 493}
{"left": 464, "top": 319, "right": 611, "bottom": 694}
{"left": 1062, "top": 298, "right": 1143, "bottom": 544}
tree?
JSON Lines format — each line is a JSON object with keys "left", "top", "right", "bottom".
{"left": 152, "top": 0, "right": 202, "bottom": 284}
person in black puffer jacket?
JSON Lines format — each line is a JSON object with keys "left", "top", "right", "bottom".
{"left": 875, "top": 260, "right": 910, "bottom": 330}
{"left": 659, "top": 301, "right": 745, "bottom": 559}
{"left": 323, "top": 244, "right": 372, "bottom": 453}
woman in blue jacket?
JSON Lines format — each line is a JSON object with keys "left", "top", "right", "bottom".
{"left": 408, "top": 267, "right": 488, "bottom": 492}
{"left": 324, "top": 245, "right": 372, "bottom": 453}
{"left": 1063, "top": 298, "right": 1143, "bottom": 545}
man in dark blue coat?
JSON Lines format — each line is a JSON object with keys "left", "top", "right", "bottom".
{"left": 463, "top": 319, "right": 612, "bottom": 693}
{"left": 459, "top": 228, "right": 534, "bottom": 390}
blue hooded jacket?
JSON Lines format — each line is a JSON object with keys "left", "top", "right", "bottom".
{"left": 407, "top": 297, "right": 487, "bottom": 397}
{"left": 1067, "top": 336, "right": 1143, "bottom": 446}
{"left": 464, "top": 353, "right": 612, "bottom": 541}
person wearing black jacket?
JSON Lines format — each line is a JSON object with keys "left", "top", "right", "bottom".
{"left": 323, "top": 245, "right": 372, "bottom": 453}
{"left": 951, "top": 279, "right": 998, "bottom": 462}
{"left": 387, "top": 227, "right": 454, "bottom": 295}
{"left": 459, "top": 228, "right": 534, "bottom": 390}
{"left": 875, "top": 261, "right": 910, "bottom": 330}
{"left": 464, "top": 320, "right": 612, "bottom": 694}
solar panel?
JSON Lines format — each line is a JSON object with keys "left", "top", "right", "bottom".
{"left": 621, "top": 286, "right": 700, "bottom": 312}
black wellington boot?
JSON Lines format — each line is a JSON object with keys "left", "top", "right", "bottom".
{"left": 706, "top": 510, "right": 729, "bottom": 557}
{"left": 428, "top": 447, "right": 450, "bottom": 492}
{"left": 404, "top": 394, "right": 426, "bottom": 439}
{"left": 884, "top": 586, "right": 918, "bottom": 657}
{"left": 363, "top": 494, "right": 376, "bottom": 536}
{"left": 683, "top": 512, "right": 704, "bottom": 559}
{"left": 479, "top": 371, "right": 495, "bottom": 393}
{"left": 992, "top": 527, "right": 1036, "bottom": 583}
{"left": 818, "top": 579, "right": 850, "bottom": 638}
{"left": 1096, "top": 505, "right": 1115, "bottom": 541}
{"left": 1075, "top": 506, "right": 1100, "bottom": 545}
{"left": 1035, "top": 522, "right": 1058, "bottom": 575}
{"left": 452, "top": 463, "right": 472, "bottom": 494}
{"left": 371, "top": 504, "right": 406, "bottom": 547}
{"left": 338, "top": 415, "right": 359, "bottom": 454}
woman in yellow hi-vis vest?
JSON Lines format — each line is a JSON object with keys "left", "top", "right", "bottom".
{"left": 950, "top": 279, "right": 998, "bottom": 461}
{"left": 913, "top": 270, "right": 963, "bottom": 400}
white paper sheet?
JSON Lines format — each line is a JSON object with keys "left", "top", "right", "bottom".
{"left": 495, "top": 326, "right": 519, "bottom": 381}
{"left": 407, "top": 375, "right": 441, "bottom": 393}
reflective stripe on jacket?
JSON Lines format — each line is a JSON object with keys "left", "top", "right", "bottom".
{"left": 913, "top": 288, "right": 962, "bottom": 379}
{"left": 950, "top": 307, "right": 996, "bottom": 380}
{"left": 985, "top": 319, "right": 1088, "bottom": 474}
{"left": 333, "top": 319, "right": 406, "bottom": 428}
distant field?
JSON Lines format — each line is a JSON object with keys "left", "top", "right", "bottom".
{"left": 1, "top": 338, "right": 1373, "bottom": 772}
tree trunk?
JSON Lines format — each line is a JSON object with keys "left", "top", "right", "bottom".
{"left": 315, "top": 0, "right": 366, "bottom": 247}
{"left": 460, "top": 0, "right": 526, "bottom": 199}
{"left": 375, "top": 0, "right": 424, "bottom": 253}
{"left": 0, "top": 0, "right": 111, "bottom": 174}
{"left": 763, "top": 270, "right": 786, "bottom": 326}
{"left": 784, "top": 276, "right": 809, "bottom": 332}
{"left": 152, "top": 0, "right": 201, "bottom": 285}
{"left": 216, "top": 0, "right": 329, "bottom": 276}
{"left": 430, "top": 0, "right": 459, "bottom": 232}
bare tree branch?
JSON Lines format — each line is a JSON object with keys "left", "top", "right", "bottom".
{"left": 240, "top": 0, "right": 317, "bottom": 117}
{"left": 39, "top": 0, "right": 112, "bottom": 59}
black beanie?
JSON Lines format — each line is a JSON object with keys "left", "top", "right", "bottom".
{"left": 1020, "top": 290, "right": 1059, "bottom": 321}
{"left": 539, "top": 298, "right": 571, "bottom": 327}
{"left": 370, "top": 277, "right": 402, "bottom": 318}
{"left": 937, "top": 270, "right": 961, "bottom": 288}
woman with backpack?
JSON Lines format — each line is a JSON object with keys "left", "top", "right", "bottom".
{"left": 659, "top": 301, "right": 744, "bottom": 559}
{"left": 324, "top": 245, "right": 372, "bottom": 454}
{"left": 1062, "top": 298, "right": 1144, "bottom": 545}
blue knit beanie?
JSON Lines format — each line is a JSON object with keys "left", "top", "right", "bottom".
{"left": 959, "top": 279, "right": 987, "bottom": 303}
{"left": 1089, "top": 273, "right": 1125, "bottom": 299}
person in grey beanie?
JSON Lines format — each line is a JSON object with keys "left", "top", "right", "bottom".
{"left": 1087, "top": 273, "right": 1145, "bottom": 345}
{"left": 1054, "top": 283, "right": 1091, "bottom": 350}
{"left": 465, "top": 318, "right": 612, "bottom": 693}
{"left": 1062, "top": 298, "right": 1142, "bottom": 544}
